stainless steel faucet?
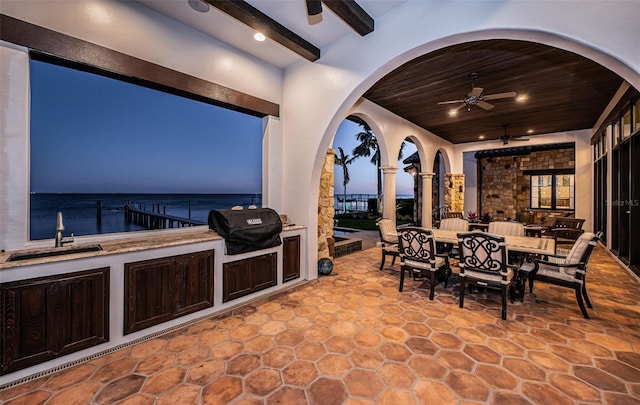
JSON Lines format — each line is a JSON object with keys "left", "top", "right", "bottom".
{"left": 54, "top": 211, "right": 74, "bottom": 247}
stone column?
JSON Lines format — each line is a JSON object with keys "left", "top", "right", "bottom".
{"left": 381, "top": 166, "right": 398, "bottom": 224}
{"left": 444, "top": 174, "right": 465, "bottom": 213}
{"left": 317, "top": 149, "right": 336, "bottom": 260}
{"left": 420, "top": 172, "right": 434, "bottom": 228}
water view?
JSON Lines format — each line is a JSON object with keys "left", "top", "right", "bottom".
{"left": 30, "top": 193, "right": 262, "bottom": 241}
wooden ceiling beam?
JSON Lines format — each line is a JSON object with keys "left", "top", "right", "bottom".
{"left": 322, "top": 0, "right": 374, "bottom": 36}
{"left": 205, "top": 0, "right": 320, "bottom": 62}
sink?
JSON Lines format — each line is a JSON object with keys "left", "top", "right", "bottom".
{"left": 7, "top": 244, "right": 103, "bottom": 262}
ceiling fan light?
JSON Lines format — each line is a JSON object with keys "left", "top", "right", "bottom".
{"left": 254, "top": 32, "right": 266, "bottom": 42}
{"left": 516, "top": 95, "right": 528, "bottom": 102}
{"left": 448, "top": 109, "right": 458, "bottom": 117}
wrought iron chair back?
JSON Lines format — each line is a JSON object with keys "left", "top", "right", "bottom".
{"left": 457, "top": 231, "right": 514, "bottom": 320}
{"left": 398, "top": 227, "right": 450, "bottom": 300}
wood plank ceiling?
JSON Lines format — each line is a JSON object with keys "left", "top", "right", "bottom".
{"left": 364, "top": 40, "right": 624, "bottom": 144}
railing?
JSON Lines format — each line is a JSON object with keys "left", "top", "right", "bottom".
{"left": 124, "top": 203, "right": 205, "bottom": 229}
{"left": 432, "top": 205, "right": 448, "bottom": 222}
{"left": 334, "top": 194, "right": 376, "bottom": 213}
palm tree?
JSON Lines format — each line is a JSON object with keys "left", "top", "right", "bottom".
{"left": 352, "top": 123, "right": 407, "bottom": 215}
{"left": 334, "top": 147, "right": 356, "bottom": 213}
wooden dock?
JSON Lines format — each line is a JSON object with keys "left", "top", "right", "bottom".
{"left": 125, "top": 204, "right": 206, "bottom": 229}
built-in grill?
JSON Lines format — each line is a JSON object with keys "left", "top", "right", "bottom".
{"left": 208, "top": 208, "right": 283, "bottom": 255}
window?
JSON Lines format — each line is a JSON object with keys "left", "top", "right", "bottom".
{"left": 29, "top": 57, "right": 263, "bottom": 241}
{"left": 633, "top": 99, "right": 640, "bottom": 134}
{"left": 530, "top": 173, "right": 575, "bottom": 210}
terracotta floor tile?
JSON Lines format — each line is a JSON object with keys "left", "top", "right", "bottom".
{"left": 3, "top": 390, "right": 51, "bottom": 405}
{"left": 95, "top": 375, "right": 146, "bottom": 404}
{"left": 202, "top": 376, "right": 243, "bottom": 404}
{"left": 527, "top": 351, "right": 570, "bottom": 372}
{"left": 282, "top": 361, "right": 318, "bottom": 386}
{"left": 377, "top": 363, "right": 416, "bottom": 388}
{"left": 244, "top": 368, "right": 282, "bottom": 396}
{"left": 344, "top": 369, "right": 384, "bottom": 398}
{"left": 549, "top": 373, "right": 602, "bottom": 402}
{"left": 308, "top": 378, "right": 348, "bottom": 405}
{"left": 521, "top": 382, "right": 574, "bottom": 405}
{"left": 44, "top": 364, "right": 96, "bottom": 390}
{"left": 262, "top": 347, "right": 295, "bottom": 369}
{"left": 407, "top": 356, "right": 447, "bottom": 379}
{"left": 377, "top": 388, "right": 419, "bottom": 405}
{"left": 378, "top": 342, "right": 412, "bottom": 362}
{"left": 437, "top": 350, "right": 476, "bottom": 372}
{"left": 350, "top": 348, "right": 384, "bottom": 369}
{"left": 413, "top": 380, "right": 458, "bottom": 403}
{"left": 142, "top": 367, "right": 185, "bottom": 395}
{"left": 317, "top": 353, "right": 353, "bottom": 376}
{"left": 446, "top": 371, "right": 491, "bottom": 401}
{"left": 226, "top": 353, "right": 260, "bottom": 376}
{"left": 187, "top": 359, "right": 225, "bottom": 385}
{"left": 596, "top": 358, "right": 640, "bottom": 382}
{"left": 135, "top": 353, "right": 174, "bottom": 375}
{"left": 573, "top": 365, "right": 629, "bottom": 392}
{"left": 325, "top": 335, "right": 356, "bottom": 353}
{"left": 156, "top": 385, "right": 200, "bottom": 405}
{"left": 475, "top": 364, "right": 518, "bottom": 390}
{"left": 47, "top": 382, "right": 100, "bottom": 405}
{"left": 266, "top": 386, "right": 307, "bottom": 405}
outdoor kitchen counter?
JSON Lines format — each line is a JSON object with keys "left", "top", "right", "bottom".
{"left": 0, "top": 225, "right": 306, "bottom": 269}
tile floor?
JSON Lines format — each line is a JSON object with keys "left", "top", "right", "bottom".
{"left": 1, "top": 244, "right": 640, "bottom": 404}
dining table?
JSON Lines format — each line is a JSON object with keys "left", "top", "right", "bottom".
{"left": 393, "top": 228, "right": 555, "bottom": 301}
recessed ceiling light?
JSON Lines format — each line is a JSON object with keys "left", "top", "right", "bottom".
{"left": 527, "top": 129, "right": 534, "bottom": 134}
{"left": 478, "top": 135, "right": 486, "bottom": 140}
{"left": 516, "top": 95, "right": 528, "bottom": 102}
{"left": 254, "top": 32, "right": 266, "bottom": 42}
{"left": 188, "top": 0, "right": 210, "bottom": 13}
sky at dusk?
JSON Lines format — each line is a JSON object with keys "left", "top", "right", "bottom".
{"left": 29, "top": 58, "right": 415, "bottom": 196}
{"left": 332, "top": 120, "right": 417, "bottom": 196}
{"left": 30, "top": 59, "right": 263, "bottom": 194}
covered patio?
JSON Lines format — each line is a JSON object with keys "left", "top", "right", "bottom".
{"left": 1, "top": 244, "right": 638, "bottom": 404}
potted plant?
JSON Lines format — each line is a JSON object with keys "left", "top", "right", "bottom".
{"left": 481, "top": 212, "right": 493, "bottom": 223}
{"left": 467, "top": 210, "right": 478, "bottom": 222}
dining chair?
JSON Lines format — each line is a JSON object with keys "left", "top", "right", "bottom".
{"left": 550, "top": 227, "right": 585, "bottom": 255}
{"left": 437, "top": 218, "right": 469, "bottom": 256}
{"left": 457, "top": 231, "right": 516, "bottom": 320}
{"left": 520, "top": 232, "right": 601, "bottom": 319}
{"left": 444, "top": 211, "right": 464, "bottom": 219}
{"left": 487, "top": 221, "right": 525, "bottom": 237}
{"left": 376, "top": 218, "right": 399, "bottom": 270}
{"left": 398, "top": 227, "right": 450, "bottom": 300}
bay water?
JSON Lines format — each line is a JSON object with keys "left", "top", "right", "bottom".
{"left": 30, "top": 193, "right": 262, "bottom": 241}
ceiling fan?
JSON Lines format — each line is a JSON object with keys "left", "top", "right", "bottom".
{"left": 438, "top": 72, "right": 517, "bottom": 113}
{"left": 500, "top": 124, "right": 529, "bottom": 145}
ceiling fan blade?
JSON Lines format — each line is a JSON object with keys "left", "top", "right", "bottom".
{"left": 477, "top": 101, "right": 495, "bottom": 110}
{"left": 437, "top": 100, "right": 465, "bottom": 105}
{"left": 511, "top": 137, "right": 530, "bottom": 142}
{"left": 470, "top": 87, "right": 483, "bottom": 97}
{"left": 306, "top": 0, "right": 322, "bottom": 16}
{"left": 483, "top": 91, "right": 517, "bottom": 101}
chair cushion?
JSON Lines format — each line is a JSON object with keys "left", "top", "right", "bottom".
{"left": 536, "top": 262, "right": 582, "bottom": 283}
{"left": 488, "top": 221, "right": 525, "bottom": 237}
{"left": 460, "top": 267, "right": 514, "bottom": 284}
{"left": 378, "top": 219, "right": 398, "bottom": 244}
{"left": 564, "top": 232, "right": 595, "bottom": 264}
{"left": 402, "top": 255, "right": 446, "bottom": 271}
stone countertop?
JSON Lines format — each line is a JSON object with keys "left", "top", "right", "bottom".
{"left": 0, "top": 225, "right": 305, "bottom": 270}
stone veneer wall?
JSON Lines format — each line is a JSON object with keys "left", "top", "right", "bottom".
{"left": 479, "top": 147, "right": 575, "bottom": 222}
{"left": 445, "top": 174, "right": 465, "bottom": 213}
{"left": 318, "top": 149, "right": 336, "bottom": 260}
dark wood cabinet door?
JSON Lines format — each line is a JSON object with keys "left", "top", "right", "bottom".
{"left": 1, "top": 267, "right": 109, "bottom": 375}
{"left": 174, "top": 250, "right": 214, "bottom": 316}
{"left": 223, "top": 253, "right": 277, "bottom": 302}
{"left": 124, "top": 250, "right": 214, "bottom": 335}
{"left": 282, "top": 235, "right": 301, "bottom": 283}
{"left": 125, "top": 257, "right": 175, "bottom": 334}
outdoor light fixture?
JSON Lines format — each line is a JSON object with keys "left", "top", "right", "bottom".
{"left": 188, "top": 0, "right": 210, "bottom": 13}
{"left": 254, "top": 32, "right": 266, "bottom": 42}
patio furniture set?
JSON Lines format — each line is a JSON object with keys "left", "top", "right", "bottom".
{"left": 377, "top": 217, "right": 600, "bottom": 320}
